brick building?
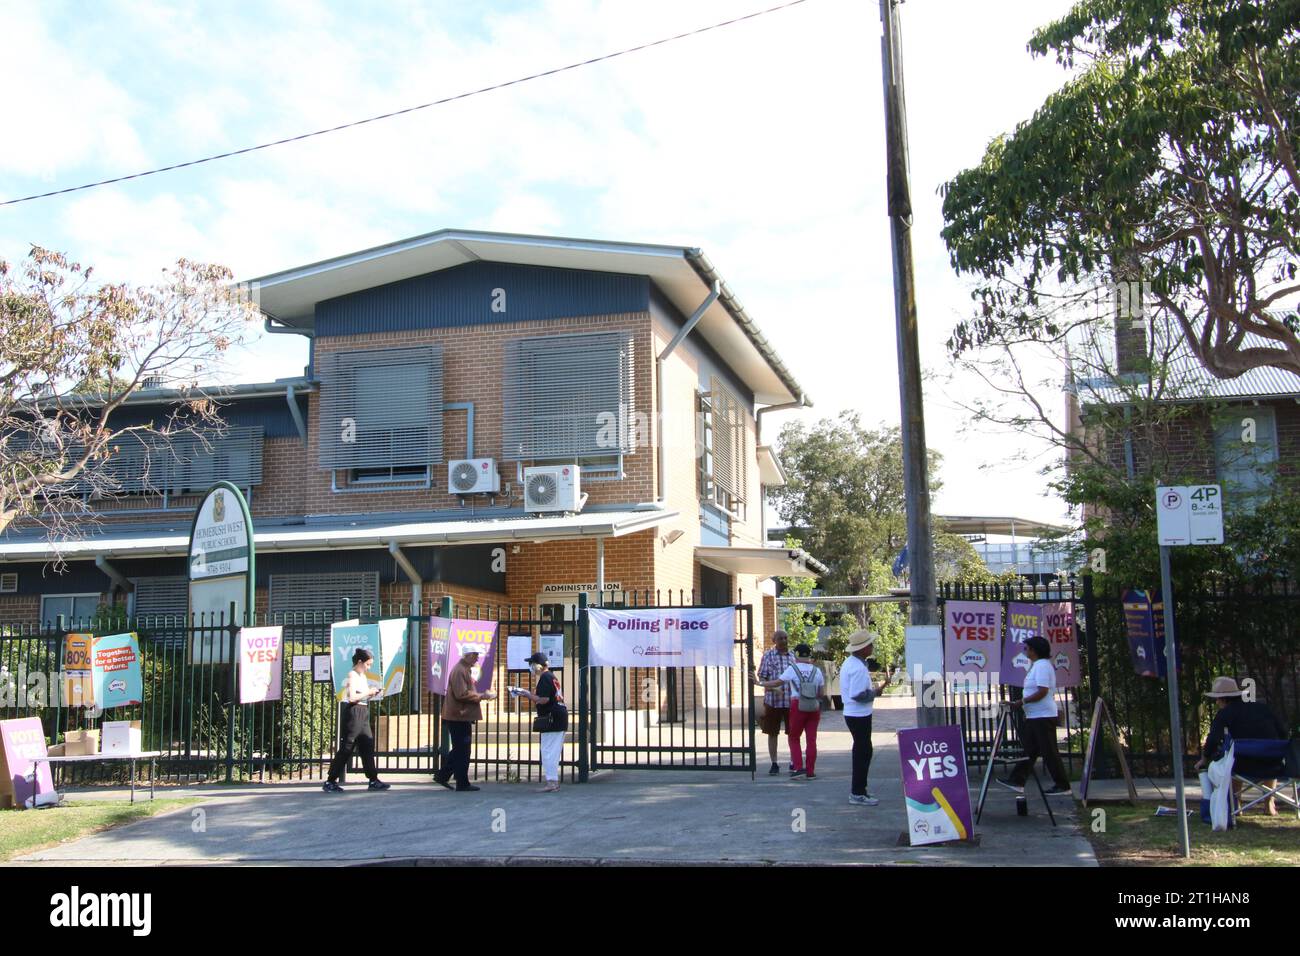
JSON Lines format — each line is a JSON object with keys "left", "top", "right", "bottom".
{"left": 0, "top": 230, "right": 823, "bottom": 646}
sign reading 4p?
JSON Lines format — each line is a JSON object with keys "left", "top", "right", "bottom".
{"left": 1156, "top": 484, "right": 1223, "bottom": 546}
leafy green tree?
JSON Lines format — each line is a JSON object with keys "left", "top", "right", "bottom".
{"left": 940, "top": 0, "right": 1300, "bottom": 378}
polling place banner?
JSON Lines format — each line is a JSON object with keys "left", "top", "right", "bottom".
{"left": 61, "top": 633, "right": 95, "bottom": 709}
{"left": 943, "top": 601, "right": 1002, "bottom": 689}
{"left": 1042, "top": 602, "right": 1081, "bottom": 688}
{"left": 330, "top": 619, "right": 408, "bottom": 701}
{"left": 238, "top": 626, "right": 285, "bottom": 703}
{"left": 427, "top": 618, "right": 498, "bottom": 695}
{"left": 588, "top": 607, "right": 736, "bottom": 668}
{"left": 1002, "top": 603, "right": 1041, "bottom": 688}
{"left": 898, "top": 725, "right": 974, "bottom": 846}
{"left": 91, "top": 633, "right": 143, "bottom": 709}
{"left": 0, "top": 717, "right": 56, "bottom": 809}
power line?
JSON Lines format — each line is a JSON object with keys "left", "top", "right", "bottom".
{"left": 1, "top": 0, "right": 812, "bottom": 208}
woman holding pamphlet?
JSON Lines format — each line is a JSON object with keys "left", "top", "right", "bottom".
{"left": 511, "top": 652, "right": 567, "bottom": 792}
{"left": 323, "top": 648, "right": 391, "bottom": 793}
{"left": 997, "top": 636, "right": 1071, "bottom": 796}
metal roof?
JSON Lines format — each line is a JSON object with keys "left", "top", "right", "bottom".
{"left": 245, "top": 229, "right": 809, "bottom": 407}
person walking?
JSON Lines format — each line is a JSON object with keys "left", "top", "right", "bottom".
{"left": 513, "top": 651, "right": 567, "bottom": 793}
{"left": 323, "top": 648, "right": 391, "bottom": 792}
{"left": 753, "top": 629, "right": 796, "bottom": 775}
{"left": 840, "top": 629, "right": 891, "bottom": 806}
{"left": 434, "top": 649, "right": 497, "bottom": 792}
{"left": 997, "top": 636, "right": 1071, "bottom": 796}
{"left": 762, "top": 643, "right": 825, "bottom": 779}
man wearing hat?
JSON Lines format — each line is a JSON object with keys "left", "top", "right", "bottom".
{"left": 1195, "top": 676, "right": 1288, "bottom": 813}
{"left": 840, "top": 629, "right": 891, "bottom": 806}
{"left": 434, "top": 649, "right": 497, "bottom": 792}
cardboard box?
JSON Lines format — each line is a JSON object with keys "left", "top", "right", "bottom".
{"left": 63, "top": 729, "right": 100, "bottom": 756}
{"left": 101, "top": 720, "right": 142, "bottom": 756}
{"left": 45, "top": 743, "right": 66, "bottom": 757}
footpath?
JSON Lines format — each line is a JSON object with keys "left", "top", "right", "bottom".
{"left": 13, "top": 696, "right": 1097, "bottom": 866}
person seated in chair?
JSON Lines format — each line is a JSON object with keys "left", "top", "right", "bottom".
{"left": 1194, "top": 676, "right": 1289, "bottom": 815}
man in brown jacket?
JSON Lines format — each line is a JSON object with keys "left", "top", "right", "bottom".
{"left": 434, "top": 650, "right": 496, "bottom": 792}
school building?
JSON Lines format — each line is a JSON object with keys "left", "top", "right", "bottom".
{"left": 0, "top": 229, "right": 824, "bottom": 639}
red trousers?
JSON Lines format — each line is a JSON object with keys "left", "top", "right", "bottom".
{"left": 788, "top": 705, "right": 821, "bottom": 774}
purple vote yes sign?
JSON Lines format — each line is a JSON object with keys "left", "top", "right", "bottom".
{"left": 898, "top": 725, "right": 974, "bottom": 846}
{"left": 1002, "top": 602, "right": 1042, "bottom": 689}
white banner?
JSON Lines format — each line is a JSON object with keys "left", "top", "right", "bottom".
{"left": 588, "top": 607, "right": 736, "bottom": 668}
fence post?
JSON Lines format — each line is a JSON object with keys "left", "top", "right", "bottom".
{"left": 577, "top": 592, "right": 589, "bottom": 783}
{"left": 438, "top": 596, "right": 452, "bottom": 765}
{"left": 1081, "top": 575, "right": 1102, "bottom": 711}
{"left": 225, "top": 601, "right": 238, "bottom": 785}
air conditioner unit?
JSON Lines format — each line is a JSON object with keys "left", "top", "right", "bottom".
{"left": 524, "top": 465, "right": 582, "bottom": 513}
{"left": 448, "top": 458, "right": 501, "bottom": 496}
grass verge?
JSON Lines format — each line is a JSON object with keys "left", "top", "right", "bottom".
{"left": 0, "top": 799, "right": 199, "bottom": 862}
{"left": 1085, "top": 799, "right": 1300, "bottom": 866}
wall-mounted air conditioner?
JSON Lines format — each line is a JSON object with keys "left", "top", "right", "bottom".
{"left": 524, "top": 465, "right": 582, "bottom": 513}
{"left": 448, "top": 458, "right": 501, "bottom": 496}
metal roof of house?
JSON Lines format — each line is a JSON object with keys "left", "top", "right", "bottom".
{"left": 245, "top": 229, "right": 809, "bottom": 407}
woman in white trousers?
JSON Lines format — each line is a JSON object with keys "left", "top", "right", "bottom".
{"left": 516, "top": 652, "right": 567, "bottom": 792}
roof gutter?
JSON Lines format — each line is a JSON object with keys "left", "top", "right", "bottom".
{"left": 264, "top": 314, "right": 314, "bottom": 338}
{"left": 387, "top": 541, "right": 422, "bottom": 613}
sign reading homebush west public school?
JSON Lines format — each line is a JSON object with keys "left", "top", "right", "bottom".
{"left": 238, "top": 626, "right": 285, "bottom": 703}
{"left": 330, "top": 619, "right": 409, "bottom": 701}
{"left": 898, "top": 725, "right": 974, "bottom": 846}
{"left": 0, "top": 717, "right": 56, "bottom": 809}
{"left": 943, "top": 600, "right": 1002, "bottom": 689}
{"left": 427, "top": 618, "right": 498, "bottom": 695}
{"left": 587, "top": 607, "right": 736, "bottom": 668}
{"left": 91, "top": 632, "right": 143, "bottom": 709}
{"left": 1001, "top": 602, "right": 1041, "bottom": 689}
{"left": 188, "top": 482, "right": 255, "bottom": 664}
{"left": 1042, "top": 601, "right": 1081, "bottom": 688}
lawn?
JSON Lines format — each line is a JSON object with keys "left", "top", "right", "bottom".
{"left": 1086, "top": 800, "right": 1300, "bottom": 866}
{"left": 0, "top": 799, "right": 199, "bottom": 862}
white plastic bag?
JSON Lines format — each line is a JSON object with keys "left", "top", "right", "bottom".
{"left": 1206, "top": 741, "right": 1235, "bottom": 831}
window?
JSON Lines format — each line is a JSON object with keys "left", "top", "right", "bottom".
{"left": 1213, "top": 406, "right": 1278, "bottom": 513}
{"left": 160, "top": 427, "right": 264, "bottom": 493}
{"left": 698, "top": 377, "right": 747, "bottom": 517}
{"left": 41, "top": 594, "right": 100, "bottom": 627}
{"left": 502, "top": 331, "right": 635, "bottom": 461}
{"left": 318, "top": 347, "right": 444, "bottom": 475}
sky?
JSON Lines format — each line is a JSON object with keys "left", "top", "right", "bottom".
{"left": 0, "top": 0, "right": 1082, "bottom": 527}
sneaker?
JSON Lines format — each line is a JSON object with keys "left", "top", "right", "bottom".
{"left": 848, "top": 794, "right": 870, "bottom": 806}
{"left": 1044, "top": 785, "right": 1073, "bottom": 797}
{"left": 860, "top": 792, "right": 880, "bottom": 806}
{"left": 537, "top": 783, "right": 560, "bottom": 793}
{"left": 432, "top": 773, "right": 453, "bottom": 791}
{"left": 805, "top": 773, "right": 817, "bottom": 780}
{"left": 322, "top": 781, "right": 344, "bottom": 793}
{"left": 768, "top": 763, "right": 781, "bottom": 775}
{"left": 368, "top": 780, "right": 391, "bottom": 791}
{"left": 455, "top": 784, "right": 481, "bottom": 792}
{"left": 790, "top": 769, "right": 806, "bottom": 779}
{"left": 995, "top": 778, "right": 1025, "bottom": 794}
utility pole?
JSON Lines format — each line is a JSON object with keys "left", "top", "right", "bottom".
{"left": 880, "top": 0, "right": 941, "bottom": 726}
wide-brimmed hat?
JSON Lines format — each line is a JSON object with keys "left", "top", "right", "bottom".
{"left": 846, "top": 630, "right": 878, "bottom": 653}
{"left": 1205, "top": 676, "right": 1243, "bottom": 699}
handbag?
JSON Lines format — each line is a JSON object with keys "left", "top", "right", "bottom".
{"left": 532, "top": 673, "right": 564, "bottom": 733}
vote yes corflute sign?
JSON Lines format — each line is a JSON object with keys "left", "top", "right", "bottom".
{"left": 1002, "top": 603, "right": 1042, "bottom": 688}
{"left": 426, "top": 618, "right": 498, "bottom": 695}
{"left": 238, "top": 626, "right": 285, "bottom": 703}
{"left": 898, "top": 725, "right": 974, "bottom": 846}
{"left": 944, "top": 601, "right": 1002, "bottom": 689}
{"left": 1042, "top": 602, "right": 1080, "bottom": 689}
{"left": 330, "top": 619, "right": 408, "bottom": 701}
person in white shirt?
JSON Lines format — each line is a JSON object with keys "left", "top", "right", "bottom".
{"left": 323, "top": 648, "right": 390, "bottom": 793}
{"left": 839, "top": 629, "right": 892, "bottom": 806}
{"left": 998, "top": 636, "right": 1071, "bottom": 796}
{"left": 760, "top": 643, "right": 825, "bottom": 779}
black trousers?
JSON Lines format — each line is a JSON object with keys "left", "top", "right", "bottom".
{"left": 440, "top": 720, "right": 473, "bottom": 787}
{"left": 1010, "top": 716, "right": 1070, "bottom": 789}
{"left": 328, "top": 703, "right": 378, "bottom": 783}
{"left": 845, "top": 714, "right": 874, "bottom": 796}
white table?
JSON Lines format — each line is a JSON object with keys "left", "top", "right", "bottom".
{"left": 30, "top": 752, "right": 163, "bottom": 804}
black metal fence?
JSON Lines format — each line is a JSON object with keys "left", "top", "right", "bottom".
{"left": 0, "top": 592, "right": 755, "bottom": 788}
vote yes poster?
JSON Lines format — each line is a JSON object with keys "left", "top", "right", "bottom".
{"left": 899, "top": 725, "right": 974, "bottom": 846}
{"left": 0, "top": 717, "right": 56, "bottom": 809}
{"left": 1002, "top": 603, "right": 1041, "bottom": 688}
{"left": 91, "top": 633, "right": 143, "bottom": 709}
{"left": 427, "top": 617, "right": 498, "bottom": 695}
{"left": 1042, "top": 602, "right": 1081, "bottom": 689}
{"left": 330, "top": 619, "right": 408, "bottom": 701}
{"left": 238, "top": 626, "right": 285, "bottom": 703}
{"left": 943, "top": 601, "right": 1002, "bottom": 690}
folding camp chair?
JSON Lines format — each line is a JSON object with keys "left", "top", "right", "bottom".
{"left": 1230, "top": 736, "right": 1300, "bottom": 822}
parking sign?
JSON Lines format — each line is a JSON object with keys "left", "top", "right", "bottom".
{"left": 1156, "top": 484, "right": 1223, "bottom": 546}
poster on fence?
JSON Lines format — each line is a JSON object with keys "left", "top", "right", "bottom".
{"left": 1002, "top": 603, "right": 1041, "bottom": 688}
{"left": 1122, "top": 589, "right": 1165, "bottom": 679}
{"left": 330, "top": 619, "right": 408, "bottom": 701}
{"left": 0, "top": 717, "right": 57, "bottom": 809}
{"left": 427, "top": 618, "right": 498, "bottom": 695}
{"left": 898, "top": 725, "right": 973, "bottom": 846}
{"left": 943, "top": 601, "right": 1002, "bottom": 690}
{"left": 1042, "top": 602, "right": 1081, "bottom": 688}
{"left": 238, "top": 626, "right": 285, "bottom": 703}
{"left": 61, "top": 632, "right": 96, "bottom": 709}
{"left": 91, "top": 632, "right": 142, "bottom": 709}
{"left": 587, "top": 607, "right": 736, "bottom": 668}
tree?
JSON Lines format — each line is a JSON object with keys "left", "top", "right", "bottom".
{"left": 0, "top": 247, "right": 258, "bottom": 543}
{"left": 940, "top": 0, "right": 1300, "bottom": 379}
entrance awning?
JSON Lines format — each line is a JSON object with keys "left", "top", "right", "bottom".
{"left": 696, "top": 545, "right": 827, "bottom": 580}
